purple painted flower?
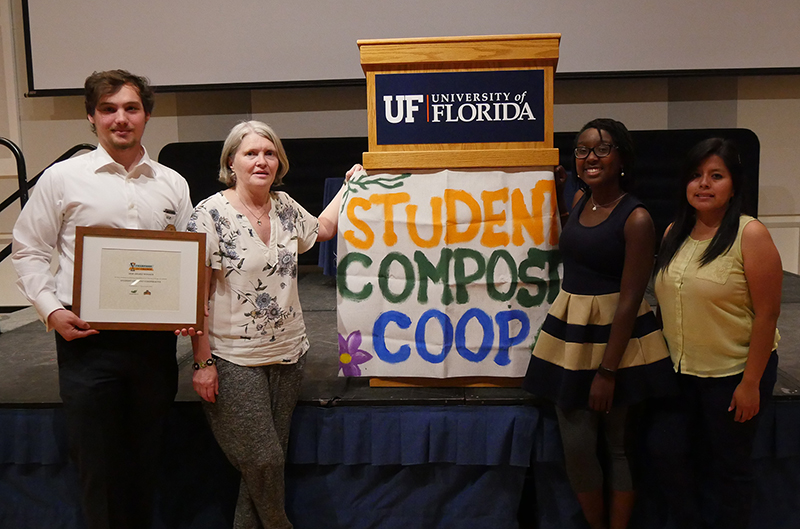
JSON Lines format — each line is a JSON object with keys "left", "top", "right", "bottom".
{"left": 338, "top": 330, "right": 372, "bottom": 377}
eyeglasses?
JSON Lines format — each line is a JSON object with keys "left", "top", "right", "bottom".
{"left": 574, "top": 143, "right": 616, "bottom": 159}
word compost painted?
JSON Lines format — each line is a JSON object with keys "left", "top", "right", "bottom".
{"left": 337, "top": 169, "right": 561, "bottom": 378}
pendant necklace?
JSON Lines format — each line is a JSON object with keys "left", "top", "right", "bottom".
{"left": 591, "top": 193, "right": 627, "bottom": 212}
{"left": 236, "top": 191, "right": 268, "bottom": 225}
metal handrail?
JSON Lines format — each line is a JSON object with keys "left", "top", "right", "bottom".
{"left": 0, "top": 137, "right": 28, "bottom": 208}
{"left": 0, "top": 142, "right": 96, "bottom": 214}
{"left": 0, "top": 140, "right": 96, "bottom": 263}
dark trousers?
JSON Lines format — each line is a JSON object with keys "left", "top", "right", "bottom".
{"left": 648, "top": 352, "right": 778, "bottom": 529}
{"left": 56, "top": 330, "right": 179, "bottom": 529}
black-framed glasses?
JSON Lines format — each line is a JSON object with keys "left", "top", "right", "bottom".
{"left": 574, "top": 143, "right": 616, "bottom": 159}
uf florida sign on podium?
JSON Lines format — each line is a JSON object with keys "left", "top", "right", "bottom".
{"left": 375, "top": 70, "right": 546, "bottom": 145}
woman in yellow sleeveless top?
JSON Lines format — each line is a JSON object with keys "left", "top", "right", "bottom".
{"left": 651, "top": 138, "right": 782, "bottom": 529}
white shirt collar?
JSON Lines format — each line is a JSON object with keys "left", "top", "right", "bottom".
{"left": 91, "top": 143, "right": 156, "bottom": 178}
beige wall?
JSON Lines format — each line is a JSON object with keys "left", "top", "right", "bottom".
{"left": 2, "top": 0, "right": 800, "bottom": 307}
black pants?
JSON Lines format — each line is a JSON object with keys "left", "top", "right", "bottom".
{"left": 648, "top": 352, "right": 778, "bottom": 529}
{"left": 56, "top": 330, "right": 178, "bottom": 529}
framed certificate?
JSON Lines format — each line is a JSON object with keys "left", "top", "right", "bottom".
{"left": 72, "top": 227, "right": 206, "bottom": 331}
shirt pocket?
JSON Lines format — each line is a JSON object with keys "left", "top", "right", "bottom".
{"left": 152, "top": 209, "right": 178, "bottom": 231}
{"left": 695, "top": 256, "right": 734, "bottom": 284}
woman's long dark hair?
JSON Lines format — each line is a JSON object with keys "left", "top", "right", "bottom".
{"left": 654, "top": 138, "right": 745, "bottom": 275}
{"left": 573, "top": 118, "right": 636, "bottom": 192}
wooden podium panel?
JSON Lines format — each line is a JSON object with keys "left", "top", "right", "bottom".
{"left": 358, "top": 34, "right": 560, "bottom": 170}
{"left": 358, "top": 34, "right": 561, "bottom": 67}
{"left": 363, "top": 148, "right": 559, "bottom": 170}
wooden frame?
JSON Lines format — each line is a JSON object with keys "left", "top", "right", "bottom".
{"left": 72, "top": 227, "right": 205, "bottom": 331}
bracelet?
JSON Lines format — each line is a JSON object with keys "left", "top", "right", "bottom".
{"left": 193, "top": 358, "right": 216, "bottom": 370}
{"left": 597, "top": 365, "right": 616, "bottom": 379}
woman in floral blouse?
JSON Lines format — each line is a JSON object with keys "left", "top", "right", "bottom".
{"left": 187, "top": 121, "right": 349, "bottom": 529}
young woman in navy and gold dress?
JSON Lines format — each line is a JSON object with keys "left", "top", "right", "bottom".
{"left": 523, "top": 119, "right": 675, "bottom": 529}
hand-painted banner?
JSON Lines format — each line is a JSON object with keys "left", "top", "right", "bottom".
{"left": 336, "top": 169, "right": 561, "bottom": 378}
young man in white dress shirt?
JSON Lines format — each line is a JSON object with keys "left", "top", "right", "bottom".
{"left": 12, "top": 70, "right": 193, "bottom": 529}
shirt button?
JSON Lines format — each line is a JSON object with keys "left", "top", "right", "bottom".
{"left": 128, "top": 203, "right": 135, "bottom": 210}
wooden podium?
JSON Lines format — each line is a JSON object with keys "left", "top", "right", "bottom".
{"left": 358, "top": 33, "right": 561, "bottom": 171}
{"left": 348, "top": 34, "right": 562, "bottom": 387}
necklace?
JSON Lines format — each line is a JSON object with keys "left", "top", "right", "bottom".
{"left": 236, "top": 191, "right": 268, "bottom": 225}
{"left": 591, "top": 193, "right": 627, "bottom": 211}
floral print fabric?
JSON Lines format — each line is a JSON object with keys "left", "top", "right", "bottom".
{"left": 188, "top": 191, "right": 319, "bottom": 366}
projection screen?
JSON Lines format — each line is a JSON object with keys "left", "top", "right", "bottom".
{"left": 22, "top": 0, "right": 800, "bottom": 94}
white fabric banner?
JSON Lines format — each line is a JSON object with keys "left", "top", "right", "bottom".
{"left": 336, "top": 168, "right": 561, "bottom": 378}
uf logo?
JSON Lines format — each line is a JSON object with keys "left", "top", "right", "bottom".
{"left": 382, "top": 95, "right": 424, "bottom": 124}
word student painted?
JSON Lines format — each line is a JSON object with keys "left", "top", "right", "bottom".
{"left": 375, "top": 70, "right": 545, "bottom": 145}
{"left": 336, "top": 169, "right": 561, "bottom": 378}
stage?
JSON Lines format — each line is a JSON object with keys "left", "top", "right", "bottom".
{"left": 1, "top": 270, "right": 799, "bottom": 528}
